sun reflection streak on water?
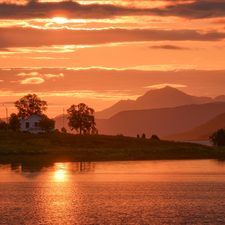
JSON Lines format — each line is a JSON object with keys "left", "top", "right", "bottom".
{"left": 53, "top": 163, "right": 68, "bottom": 182}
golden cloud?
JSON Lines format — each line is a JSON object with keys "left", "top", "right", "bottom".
{"left": 145, "top": 84, "right": 187, "bottom": 89}
{"left": 20, "top": 77, "right": 44, "bottom": 84}
{"left": 18, "top": 72, "right": 39, "bottom": 76}
{"left": 44, "top": 73, "right": 64, "bottom": 78}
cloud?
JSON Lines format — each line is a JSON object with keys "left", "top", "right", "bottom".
{"left": 145, "top": 83, "right": 187, "bottom": 89}
{"left": 18, "top": 72, "right": 39, "bottom": 76}
{"left": 27, "top": 57, "right": 70, "bottom": 59}
{"left": 44, "top": 73, "right": 64, "bottom": 78}
{"left": 0, "top": 80, "right": 4, "bottom": 82}
{"left": 149, "top": 45, "right": 190, "bottom": 50}
{"left": 0, "top": 48, "right": 9, "bottom": 52}
{"left": 213, "top": 19, "right": 225, "bottom": 24}
{"left": 1, "top": 27, "right": 225, "bottom": 48}
{"left": 0, "top": 0, "right": 225, "bottom": 20}
{"left": 17, "top": 71, "right": 64, "bottom": 79}
{"left": 20, "top": 77, "right": 44, "bottom": 84}
{"left": 2, "top": 67, "right": 225, "bottom": 99}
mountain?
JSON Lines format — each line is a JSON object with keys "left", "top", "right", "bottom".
{"left": 95, "top": 102, "right": 225, "bottom": 138}
{"left": 95, "top": 86, "right": 214, "bottom": 119}
{"left": 163, "top": 112, "right": 225, "bottom": 141}
{"left": 214, "top": 95, "right": 225, "bottom": 102}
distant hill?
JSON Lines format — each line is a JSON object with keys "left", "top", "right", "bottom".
{"left": 163, "top": 112, "right": 225, "bottom": 141}
{"left": 95, "top": 86, "right": 215, "bottom": 119}
{"left": 214, "top": 95, "right": 225, "bottom": 102}
{"left": 95, "top": 102, "right": 225, "bottom": 138}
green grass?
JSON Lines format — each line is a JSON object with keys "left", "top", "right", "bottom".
{"left": 0, "top": 131, "right": 224, "bottom": 163}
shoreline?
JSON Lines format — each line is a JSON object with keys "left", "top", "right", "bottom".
{"left": 0, "top": 131, "right": 224, "bottom": 164}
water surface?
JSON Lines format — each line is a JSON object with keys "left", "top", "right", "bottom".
{"left": 0, "top": 160, "right": 225, "bottom": 224}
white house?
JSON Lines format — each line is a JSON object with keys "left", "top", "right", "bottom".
{"left": 21, "top": 115, "right": 55, "bottom": 134}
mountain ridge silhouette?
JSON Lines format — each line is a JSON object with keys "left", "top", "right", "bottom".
{"left": 95, "top": 102, "right": 225, "bottom": 138}
{"left": 95, "top": 86, "right": 217, "bottom": 119}
{"left": 163, "top": 112, "right": 225, "bottom": 141}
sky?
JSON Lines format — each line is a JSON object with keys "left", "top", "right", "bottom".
{"left": 0, "top": 0, "right": 225, "bottom": 118}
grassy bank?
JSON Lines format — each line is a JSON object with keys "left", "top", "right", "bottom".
{"left": 0, "top": 131, "right": 224, "bottom": 163}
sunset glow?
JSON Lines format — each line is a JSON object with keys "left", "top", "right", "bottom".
{"left": 53, "top": 17, "right": 68, "bottom": 24}
{"left": 0, "top": 0, "right": 225, "bottom": 118}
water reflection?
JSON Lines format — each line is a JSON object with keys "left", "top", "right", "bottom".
{"left": 0, "top": 160, "right": 225, "bottom": 224}
{"left": 0, "top": 161, "right": 96, "bottom": 173}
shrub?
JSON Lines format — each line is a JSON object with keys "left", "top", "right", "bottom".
{"left": 53, "top": 129, "right": 60, "bottom": 133}
{"left": 150, "top": 134, "right": 160, "bottom": 140}
{"left": 137, "top": 134, "right": 140, "bottom": 138}
{"left": 61, "top": 127, "right": 67, "bottom": 133}
{"left": 141, "top": 133, "right": 146, "bottom": 139}
{"left": 0, "top": 120, "right": 7, "bottom": 130}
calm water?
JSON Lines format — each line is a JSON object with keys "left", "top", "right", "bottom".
{"left": 0, "top": 160, "right": 225, "bottom": 224}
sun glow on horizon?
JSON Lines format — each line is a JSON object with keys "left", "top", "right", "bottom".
{"left": 53, "top": 17, "right": 68, "bottom": 24}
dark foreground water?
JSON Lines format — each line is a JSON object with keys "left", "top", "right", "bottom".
{"left": 0, "top": 160, "right": 225, "bottom": 224}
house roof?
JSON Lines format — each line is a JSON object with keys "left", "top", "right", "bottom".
{"left": 21, "top": 114, "right": 47, "bottom": 122}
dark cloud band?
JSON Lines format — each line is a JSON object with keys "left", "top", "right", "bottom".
{"left": 0, "top": 27, "right": 225, "bottom": 48}
{"left": 0, "top": 1, "right": 225, "bottom": 20}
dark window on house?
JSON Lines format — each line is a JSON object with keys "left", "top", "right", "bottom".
{"left": 34, "top": 122, "right": 39, "bottom": 127}
{"left": 26, "top": 122, "right": 29, "bottom": 128}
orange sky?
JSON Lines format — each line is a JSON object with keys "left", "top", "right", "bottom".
{"left": 1, "top": 0, "right": 225, "bottom": 118}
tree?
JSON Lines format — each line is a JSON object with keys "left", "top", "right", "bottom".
{"left": 9, "top": 113, "right": 20, "bottom": 131}
{"left": 141, "top": 133, "right": 146, "bottom": 139}
{"left": 0, "top": 119, "right": 7, "bottom": 130}
{"left": 67, "top": 103, "right": 97, "bottom": 135}
{"left": 15, "top": 94, "right": 47, "bottom": 120}
{"left": 39, "top": 117, "right": 55, "bottom": 133}
{"left": 209, "top": 129, "right": 225, "bottom": 147}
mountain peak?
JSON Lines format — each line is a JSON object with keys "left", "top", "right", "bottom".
{"left": 95, "top": 87, "right": 214, "bottom": 119}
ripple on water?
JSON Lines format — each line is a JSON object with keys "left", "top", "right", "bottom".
{"left": 0, "top": 160, "right": 225, "bottom": 224}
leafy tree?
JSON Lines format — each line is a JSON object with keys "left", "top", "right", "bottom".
{"left": 9, "top": 113, "right": 20, "bottom": 131}
{"left": 0, "top": 119, "right": 7, "bottom": 130}
{"left": 137, "top": 134, "right": 140, "bottom": 138}
{"left": 15, "top": 94, "right": 47, "bottom": 120}
{"left": 67, "top": 103, "right": 97, "bottom": 135}
{"left": 39, "top": 117, "right": 55, "bottom": 133}
{"left": 141, "top": 133, "right": 146, "bottom": 139}
{"left": 209, "top": 129, "right": 225, "bottom": 147}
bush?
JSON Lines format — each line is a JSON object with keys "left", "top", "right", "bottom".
{"left": 0, "top": 120, "right": 7, "bottom": 130}
{"left": 209, "top": 129, "right": 225, "bottom": 147}
{"left": 150, "top": 134, "right": 160, "bottom": 140}
{"left": 141, "top": 133, "right": 146, "bottom": 139}
{"left": 137, "top": 134, "right": 140, "bottom": 138}
{"left": 53, "top": 129, "right": 60, "bottom": 133}
{"left": 61, "top": 127, "right": 67, "bottom": 133}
